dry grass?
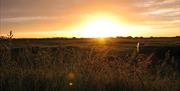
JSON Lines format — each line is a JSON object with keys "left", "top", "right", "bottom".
{"left": 0, "top": 42, "right": 180, "bottom": 91}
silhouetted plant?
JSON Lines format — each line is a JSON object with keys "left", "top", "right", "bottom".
{"left": 7, "top": 30, "right": 13, "bottom": 39}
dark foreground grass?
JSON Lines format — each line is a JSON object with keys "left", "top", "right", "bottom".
{"left": 0, "top": 43, "right": 180, "bottom": 91}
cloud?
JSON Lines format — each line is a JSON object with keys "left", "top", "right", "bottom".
{"left": 132, "top": 0, "right": 180, "bottom": 30}
{"left": 143, "top": 9, "right": 179, "bottom": 15}
{"left": 1, "top": 16, "right": 58, "bottom": 22}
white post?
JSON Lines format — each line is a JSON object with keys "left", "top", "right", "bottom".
{"left": 137, "top": 42, "right": 140, "bottom": 53}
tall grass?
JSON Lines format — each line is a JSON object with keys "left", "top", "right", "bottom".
{"left": 0, "top": 42, "right": 179, "bottom": 91}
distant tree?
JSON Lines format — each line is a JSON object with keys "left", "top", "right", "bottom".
{"left": 150, "top": 36, "right": 154, "bottom": 38}
{"left": 134, "top": 37, "right": 138, "bottom": 39}
{"left": 72, "top": 37, "right": 76, "bottom": 39}
{"left": 127, "top": 36, "right": 133, "bottom": 39}
{"left": 140, "top": 36, "right": 143, "bottom": 39}
{"left": 116, "top": 36, "right": 123, "bottom": 39}
{"left": 135, "top": 36, "right": 143, "bottom": 39}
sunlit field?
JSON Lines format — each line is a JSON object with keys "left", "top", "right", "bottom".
{"left": 1, "top": 0, "right": 180, "bottom": 91}
{"left": 0, "top": 37, "right": 180, "bottom": 91}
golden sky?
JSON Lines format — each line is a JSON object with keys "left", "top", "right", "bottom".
{"left": 0, "top": 0, "right": 180, "bottom": 38}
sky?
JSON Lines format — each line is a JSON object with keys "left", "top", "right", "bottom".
{"left": 0, "top": 0, "right": 180, "bottom": 38}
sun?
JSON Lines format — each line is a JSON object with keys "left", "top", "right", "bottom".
{"left": 78, "top": 14, "right": 128, "bottom": 38}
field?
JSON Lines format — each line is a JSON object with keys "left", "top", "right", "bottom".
{"left": 0, "top": 37, "right": 180, "bottom": 91}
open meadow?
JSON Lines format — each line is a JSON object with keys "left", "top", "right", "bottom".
{"left": 0, "top": 37, "right": 180, "bottom": 91}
